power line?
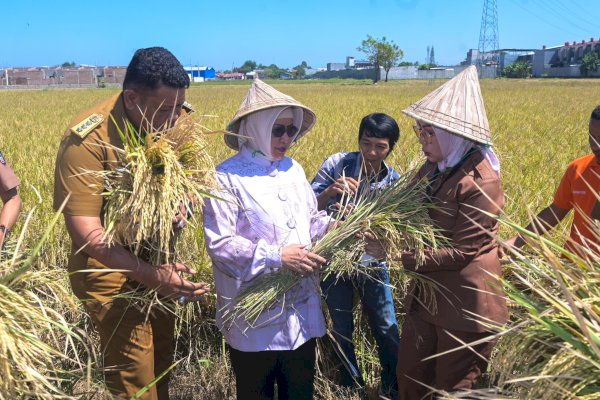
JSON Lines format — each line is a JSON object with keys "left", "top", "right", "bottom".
{"left": 545, "top": 0, "right": 599, "bottom": 32}
{"left": 529, "top": 0, "right": 596, "bottom": 37}
{"left": 507, "top": 0, "right": 568, "bottom": 34}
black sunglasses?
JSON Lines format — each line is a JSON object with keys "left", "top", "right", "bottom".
{"left": 272, "top": 124, "right": 299, "bottom": 138}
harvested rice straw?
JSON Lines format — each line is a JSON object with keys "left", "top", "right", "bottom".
{"left": 231, "top": 169, "right": 448, "bottom": 326}
{"left": 0, "top": 197, "right": 88, "bottom": 399}
{"left": 96, "top": 115, "right": 217, "bottom": 266}
{"left": 484, "top": 216, "right": 600, "bottom": 400}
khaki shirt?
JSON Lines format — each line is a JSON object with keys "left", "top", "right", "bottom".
{"left": 53, "top": 93, "right": 192, "bottom": 276}
{"left": 53, "top": 93, "right": 130, "bottom": 277}
{"left": 53, "top": 93, "right": 126, "bottom": 217}
{"left": 0, "top": 151, "right": 20, "bottom": 193}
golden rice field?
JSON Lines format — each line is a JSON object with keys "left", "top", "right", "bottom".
{"left": 1, "top": 79, "right": 599, "bottom": 399}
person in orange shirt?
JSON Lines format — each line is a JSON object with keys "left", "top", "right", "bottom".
{"left": 505, "top": 105, "right": 600, "bottom": 257}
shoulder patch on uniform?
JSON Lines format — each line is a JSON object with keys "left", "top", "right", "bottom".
{"left": 182, "top": 101, "right": 195, "bottom": 114}
{"left": 0, "top": 151, "right": 5, "bottom": 165}
{"left": 70, "top": 113, "right": 104, "bottom": 139}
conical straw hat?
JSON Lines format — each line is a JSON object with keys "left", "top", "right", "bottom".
{"left": 225, "top": 78, "right": 316, "bottom": 150}
{"left": 403, "top": 65, "right": 492, "bottom": 145}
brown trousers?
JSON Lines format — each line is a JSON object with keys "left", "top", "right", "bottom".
{"left": 397, "top": 313, "right": 497, "bottom": 400}
{"left": 70, "top": 264, "right": 175, "bottom": 400}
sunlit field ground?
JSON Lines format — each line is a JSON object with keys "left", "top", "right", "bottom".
{"left": 1, "top": 79, "right": 599, "bottom": 399}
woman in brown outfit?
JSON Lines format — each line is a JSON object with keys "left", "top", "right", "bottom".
{"left": 369, "top": 66, "right": 508, "bottom": 398}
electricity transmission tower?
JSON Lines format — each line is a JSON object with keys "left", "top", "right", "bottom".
{"left": 478, "top": 0, "right": 499, "bottom": 65}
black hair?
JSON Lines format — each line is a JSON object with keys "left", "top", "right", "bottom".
{"left": 123, "top": 47, "right": 190, "bottom": 90}
{"left": 591, "top": 105, "right": 600, "bottom": 121}
{"left": 358, "top": 113, "right": 400, "bottom": 151}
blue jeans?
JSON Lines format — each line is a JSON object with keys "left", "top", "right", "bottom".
{"left": 321, "top": 263, "right": 400, "bottom": 395}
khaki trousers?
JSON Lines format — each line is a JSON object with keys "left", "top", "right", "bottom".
{"left": 70, "top": 259, "right": 175, "bottom": 400}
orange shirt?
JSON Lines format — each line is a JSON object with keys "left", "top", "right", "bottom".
{"left": 553, "top": 154, "right": 600, "bottom": 255}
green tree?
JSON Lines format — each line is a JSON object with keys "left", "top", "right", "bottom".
{"left": 580, "top": 51, "right": 600, "bottom": 77}
{"left": 262, "top": 64, "right": 287, "bottom": 79}
{"left": 61, "top": 61, "right": 76, "bottom": 68}
{"left": 294, "top": 66, "right": 305, "bottom": 79}
{"left": 357, "top": 35, "right": 404, "bottom": 82}
{"left": 503, "top": 61, "right": 532, "bottom": 78}
{"left": 293, "top": 61, "right": 312, "bottom": 79}
{"left": 235, "top": 60, "right": 257, "bottom": 74}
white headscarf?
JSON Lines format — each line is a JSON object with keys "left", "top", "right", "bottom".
{"left": 433, "top": 126, "right": 501, "bottom": 176}
{"left": 238, "top": 106, "right": 303, "bottom": 161}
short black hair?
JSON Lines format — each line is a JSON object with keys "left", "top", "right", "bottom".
{"left": 591, "top": 105, "right": 600, "bottom": 121}
{"left": 123, "top": 47, "right": 189, "bottom": 90}
{"left": 358, "top": 113, "right": 400, "bottom": 151}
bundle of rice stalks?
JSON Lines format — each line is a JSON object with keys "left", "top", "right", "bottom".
{"left": 0, "top": 204, "right": 89, "bottom": 399}
{"left": 231, "top": 169, "right": 446, "bottom": 325}
{"left": 99, "top": 115, "right": 217, "bottom": 265}
{"left": 482, "top": 219, "right": 600, "bottom": 400}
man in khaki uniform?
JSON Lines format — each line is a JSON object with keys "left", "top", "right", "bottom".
{"left": 0, "top": 150, "right": 22, "bottom": 248}
{"left": 53, "top": 47, "right": 209, "bottom": 400}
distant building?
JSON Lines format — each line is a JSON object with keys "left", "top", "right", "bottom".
{"left": 100, "top": 66, "right": 127, "bottom": 84}
{"left": 184, "top": 66, "right": 216, "bottom": 83}
{"left": 353, "top": 59, "right": 375, "bottom": 69}
{"left": 533, "top": 38, "right": 600, "bottom": 77}
{"left": 304, "top": 67, "right": 325, "bottom": 76}
{"left": 327, "top": 63, "right": 346, "bottom": 71}
{"left": 0, "top": 65, "right": 126, "bottom": 86}
{"left": 327, "top": 56, "right": 374, "bottom": 72}
{"left": 463, "top": 49, "right": 480, "bottom": 65}
{"left": 245, "top": 70, "right": 265, "bottom": 80}
{"left": 216, "top": 72, "right": 245, "bottom": 80}
{"left": 462, "top": 38, "right": 600, "bottom": 78}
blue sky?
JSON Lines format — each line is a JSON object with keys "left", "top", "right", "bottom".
{"left": 2, "top": 0, "right": 598, "bottom": 70}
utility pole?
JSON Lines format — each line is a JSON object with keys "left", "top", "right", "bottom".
{"left": 478, "top": 0, "right": 499, "bottom": 66}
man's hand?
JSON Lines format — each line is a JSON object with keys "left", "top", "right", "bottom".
{"left": 172, "top": 201, "right": 190, "bottom": 231}
{"left": 361, "top": 231, "right": 387, "bottom": 260}
{"left": 281, "top": 244, "right": 326, "bottom": 276}
{"left": 142, "top": 262, "right": 210, "bottom": 301}
{"left": 330, "top": 202, "right": 354, "bottom": 220}
{"left": 327, "top": 177, "right": 359, "bottom": 197}
{"left": 316, "top": 177, "right": 359, "bottom": 211}
{"left": 64, "top": 214, "right": 210, "bottom": 301}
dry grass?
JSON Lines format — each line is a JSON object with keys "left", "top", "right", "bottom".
{"left": 1, "top": 79, "right": 600, "bottom": 398}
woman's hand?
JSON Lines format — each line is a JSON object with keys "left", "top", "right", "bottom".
{"left": 281, "top": 244, "right": 326, "bottom": 276}
{"left": 498, "top": 235, "right": 522, "bottom": 258}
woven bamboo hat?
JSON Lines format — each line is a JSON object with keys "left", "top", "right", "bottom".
{"left": 225, "top": 78, "right": 317, "bottom": 150}
{"left": 403, "top": 65, "right": 492, "bottom": 145}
